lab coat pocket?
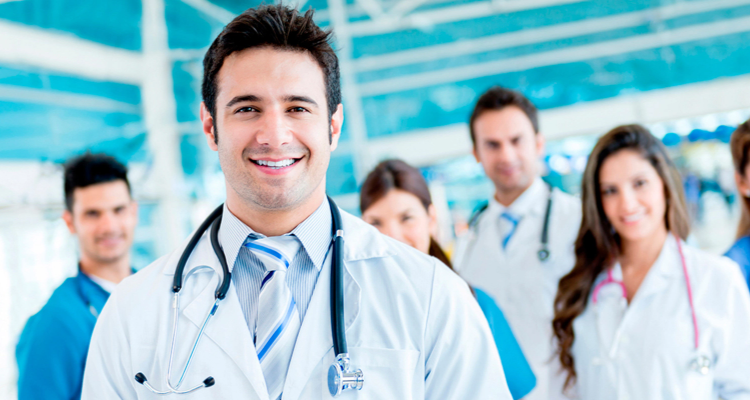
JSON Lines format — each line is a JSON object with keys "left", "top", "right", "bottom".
{"left": 322, "top": 347, "right": 420, "bottom": 399}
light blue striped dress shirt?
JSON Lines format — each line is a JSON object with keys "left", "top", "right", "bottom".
{"left": 219, "top": 199, "right": 332, "bottom": 336}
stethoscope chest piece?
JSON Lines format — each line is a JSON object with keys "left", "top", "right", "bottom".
{"left": 328, "top": 353, "right": 364, "bottom": 397}
{"left": 537, "top": 247, "right": 550, "bottom": 262}
{"left": 690, "top": 355, "right": 712, "bottom": 375}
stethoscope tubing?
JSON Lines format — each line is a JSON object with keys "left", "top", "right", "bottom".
{"left": 676, "top": 235, "right": 700, "bottom": 349}
{"left": 330, "top": 203, "right": 347, "bottom": 357}
{"left": 466, "top": 185, "right": 553, "bottom": 262}
{"left": 592, "top": 234, "right": 700, "bottom": 352}
{"left": 136, "top": 196, "right": 350, "bottom": 395}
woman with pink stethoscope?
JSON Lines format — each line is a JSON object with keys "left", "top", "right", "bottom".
{"left": 552, "top": 124, "right": 750, "bottom": 399}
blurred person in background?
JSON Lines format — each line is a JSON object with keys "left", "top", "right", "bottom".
{"left": 360, "top": 159, "right": 536, "bottom": 399}
{"left": 725, "top": 119, "right": 750, "bottom": 290}
{"left": 16, "top": 153, "right": 137, "bottom": 400}
{"left": 553, "top": 125, "right": 750, "bottom": 398}
{"left": 453, "top": 86, "right": 581, "bottom": 400}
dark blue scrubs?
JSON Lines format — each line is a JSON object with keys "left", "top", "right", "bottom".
{"left": 16, "top": 271, "right": 110, "bottom": 400}
{"left": 475, "top": 288, "right": 536, "bottom": 400}
{"left": 725, "top": 235, "right": 750, "bottom": 290}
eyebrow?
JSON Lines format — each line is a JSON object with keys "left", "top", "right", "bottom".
{"left": 285, "top": 95, "right": 318, "bottom": 107}
{"left": 600, "top": 172, "right": 649, "bottom": 185}
{"left": 226, "top": 95, "right": 261, "bottom": 109}
{"left": 224, "top": 94, "right": 319, "bottom": 109}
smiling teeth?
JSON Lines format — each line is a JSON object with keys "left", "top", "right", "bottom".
{"left": 256, "top": 159, "right": 295, "bottom": 168}
{"left": 623, "top": 213, "right": 644, "bottom": 222}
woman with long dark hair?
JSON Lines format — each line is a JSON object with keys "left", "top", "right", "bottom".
{"left": 360, "top": 159, "right": 536, "bottom": 400}
{"left": 552, "top": 125, "right": 750, "bottom": 398}
{"left": 724, "top": 119, "right": 750, "bottom": 289}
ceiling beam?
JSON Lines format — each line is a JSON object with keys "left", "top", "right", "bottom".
{"left": 353, "top": 0, "right": 750, "bottom": 72}
{"left": 358, "top": 13, "right": 750, "bottom": 96}
{"left": 180, "top": 0, "right": 235, "bottom": 24}
{"left": 364, "top": 76, "right": 750, "bottom": 166}
{"left": 0, "top": 20, "right": 144, "bottom": 85}
{"left": 348, "top": 0, "right": 588, "bottom": 37}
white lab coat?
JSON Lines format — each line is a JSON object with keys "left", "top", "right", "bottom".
{"left": 453, "top": 178, "right": 582, "bottom": 400}
{"left": 571, "top": 234, "right": 750, "bottom": 399}
{"left": 82, "top": 209, "right": 511, "bottom": 400}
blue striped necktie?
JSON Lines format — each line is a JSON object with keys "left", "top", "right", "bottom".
{"left": 244, "top": 235, "right": 301, "bottom": 400}
{"left": 499, "top": 211, "right": 520, "bottom": 250}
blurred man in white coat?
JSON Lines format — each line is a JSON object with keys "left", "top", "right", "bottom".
{"left": 82, "top": 5, "right": 510, "bottom": 400}
{"left": 454, "top": 86, "right": 581, "bottom": 400}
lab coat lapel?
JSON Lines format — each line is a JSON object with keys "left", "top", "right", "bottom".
{"left": 599, "top": 235, "right": 680, "bottom": 358}
{"left": 282, "top": 212, "right": 381, "bottom": 400}
{"left": 181, "top": 237, "right": 269, "bottom": 400}
{"left": 282, "top": 252, "right": 361, "bottom": 400}
{"left": 594, "top": 265, "right": 627, "bottom": 356}
{"left": 630, "top": 235, "right": 680, "bottom": 304}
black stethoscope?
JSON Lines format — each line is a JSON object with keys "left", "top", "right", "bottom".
{"left": 467, "top": 186, "right": 553, "bottom": 261}
{"left": 134, "top": 196, "right": 364, "bottom": 396}
{"left": 75, "top": 271, "right": 105, "bottom": 319}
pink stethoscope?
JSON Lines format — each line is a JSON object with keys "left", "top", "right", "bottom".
{"left": 591, "top": 235, "right": 711, "bottom": 375}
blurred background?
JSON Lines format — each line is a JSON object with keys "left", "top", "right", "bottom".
{"left": 2, "top": 0, "right": 750, "bottom": 397}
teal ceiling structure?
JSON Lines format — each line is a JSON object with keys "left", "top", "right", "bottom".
{"left": 2, "top": 0, "right": 750, "bottom": 197}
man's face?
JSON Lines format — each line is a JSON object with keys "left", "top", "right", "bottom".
{"left": 472, "top": 106, "right": 544, "bottom": 195}
{"left": 200, "top": 47, "right": 343, "bottom": 212}
{"left": 62, "top": 180, "right": 138, "bottom": 265}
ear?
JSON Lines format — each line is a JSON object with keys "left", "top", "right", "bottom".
{"left": 736, "top": 171, "right": 750, "bottom": 198}
{"left": 427, "top": 204, "right": 439, "bottom": 238}
{"left": 535, "top": 131, "right": 546, "bottom": 157}
{"left": 472, "top": 145, "right": 480, "bottom": 163}
{"left": 62, "top": 210, "right": 76, "bottom": 234}
{"left": 329, "top": 103, "right": 344, "bottom": 152}
{"left": 200, "top": 102, "right": 218, "bottom": 151}
{"left": 130, "top": 199, "right": 139, "bottom": 220}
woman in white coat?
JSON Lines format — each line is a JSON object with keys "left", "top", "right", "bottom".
{"left": 552, "top": 124, "right": 750, "bottom": 399}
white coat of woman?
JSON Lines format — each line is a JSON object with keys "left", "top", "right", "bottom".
{"left": 552, "top": 124, "right": 750, "bottom": 399}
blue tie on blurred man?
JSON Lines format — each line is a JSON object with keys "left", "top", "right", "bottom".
{"left": 16, "top": 153, "right": 138, "bottom": 400}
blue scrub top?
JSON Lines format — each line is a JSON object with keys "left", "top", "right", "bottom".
{"left": 16, "top": 271, "right": 110, "bottom": 400}
{"left": 474, "top": 287, "right": 536, "bottom": 400}
{"left": 725, "top": 235, "right": 750, "bottom": 290}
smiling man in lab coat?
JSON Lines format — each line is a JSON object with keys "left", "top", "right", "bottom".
{"left": 453, "top": 86, "right": 581, "bottom": 400}
{"left": 81, "top": 5, "right": 509, "bottom": 400}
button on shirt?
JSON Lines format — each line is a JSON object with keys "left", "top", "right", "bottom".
{"left": 219, "top": 199, "right": 332, "bottom": 336}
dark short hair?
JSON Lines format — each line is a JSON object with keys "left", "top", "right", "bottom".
{"left": 469, "top": 86, "right": 539, "bottom": 146}
{"left": 201, "top": 4, "right": 341, "bottom": 132}
{"left": 64, "top": 153, "right": 131, "bottom": 212}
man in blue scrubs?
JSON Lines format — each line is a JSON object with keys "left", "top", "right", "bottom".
{"left": 16, "top": 153, "right": 138, "bottom": 400}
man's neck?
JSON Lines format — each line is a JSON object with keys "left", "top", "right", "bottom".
{"left": 227, "top": 190, "right": 326, "bottom": 237}
{"left": 494, "top": 178, "right": 536, "bottom": 208}
{"left": 79, "top": 256, "right": 132, "bottom": 284}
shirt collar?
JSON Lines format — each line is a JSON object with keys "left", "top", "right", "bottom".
{"left": 85, "top": 273, "right": 118, "bottom": 293}
{"left": 602, "top": 233, "right": 682, "bottom": 289}
{"left": 219, "top": 198, "right": 332, "bottom": 273}
{"left": 486, "top": 177, "right": 549, "bottom": 218}
{"left": 289, "top": 198, "right": 332, "bottom": 270}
